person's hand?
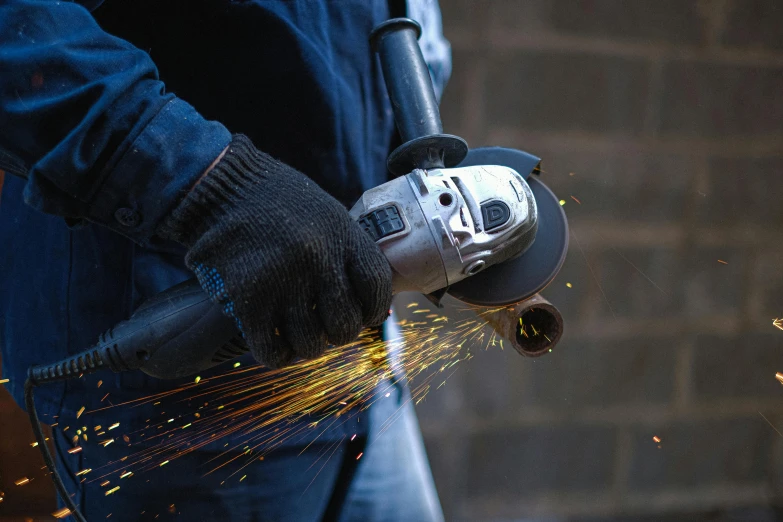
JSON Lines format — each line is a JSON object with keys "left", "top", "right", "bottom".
{"left": 157, "top": 135, "right": 393, "bottom": 368}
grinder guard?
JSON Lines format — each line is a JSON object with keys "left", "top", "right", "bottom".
{"left": 448, "top": 147, "right": 569, "bottom": 307}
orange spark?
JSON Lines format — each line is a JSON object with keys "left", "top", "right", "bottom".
{"left": 83, "top": 307, "right": 501, "bottom": 480}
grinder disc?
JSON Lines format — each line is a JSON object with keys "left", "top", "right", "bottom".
{"left": 447, "top": 155, "right": 569, "bottom": 306}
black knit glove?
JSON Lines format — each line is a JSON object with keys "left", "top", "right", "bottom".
{"left": 157, "top": 135, "right": 393, "bottom": 368}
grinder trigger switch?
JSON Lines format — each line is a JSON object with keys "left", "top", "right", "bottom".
{"left": 359, "top": 206, "right": 405, "bottom": 241}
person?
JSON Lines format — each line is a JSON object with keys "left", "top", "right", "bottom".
{"left": 0, "top": 0, "right": 451, "bottom": 519}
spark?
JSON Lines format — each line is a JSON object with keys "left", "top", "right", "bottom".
{"left": 97, "top": 380, "right": 103, "bottom": 388}
{"left": 566, "top": 282, "right": 572, "bottom": 288}
{"left": 30, "top": 442, "right": 38, "bottom": 447}
{"left": 100, "top": 439, "right": 114, "bottom": 447}
{"left": 759, "top": 411, "right": 783, "bottom": 438}
{"left": 108, "top": 423, "right": 120, "bottom": 430}
{"left": 776, "top": 372, "right": 783, "bottom": 385}
{"left": 239, "top": 475, "right": 247, "bottom": 482}
{"left": 67, "top": 446, "right": 83, "bottom": 454}
{"left": 75, "top": 469, "right": 92, "bottom": 477}
{"left": 195, "top": 376, "right": 201, "bottom": 384}
{"left": 570, "top": 195, "right": 581, "bottom": 204}
{"left": 14, "top": 477, "right": 30, "bottom": 486}
{"left": 105, "top": 486, "right": 120, "bottom": 496}
{"left": 355, "top": 452, "right": 363, "bottom": 460}
{"left": 773, "top": 319, "right": 783, "bottom": 331}
{"left": 0, "top": 378, "right": 9, "bottom": 384}
{"left": 100, "top": 481, "right": 110, "bottom": 487}
{"left": 52, "top": 508, "right": 72, "bottom": 519}
{"left": 572, "top": 229, "right": 617, "bottom": 320}
{"left": 559, "top": 199, "right": 566, "bottom": 206}
{"left": 652, "top": 436, "right": 661, "bottom": 443}
{"left": 594, "top": 230, "right": 668, "bottom": 296}
{"left": 77, "top": 406, "right": 86, "bottom": 419}
{"left": 717, "top": 259, "right": 728, "bottom": 265}
{"left": 82, "top": 306, "right": 502, "bottom": 483}
{"left": 120, "top": 471, "right": 133, "bottom": 479}
{"left": 234, "top": 362, "right": 241, "bottom": 368}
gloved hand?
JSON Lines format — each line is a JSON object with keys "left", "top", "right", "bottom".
{"left": 157, "top": 135, "right": 393, "bottom": 368}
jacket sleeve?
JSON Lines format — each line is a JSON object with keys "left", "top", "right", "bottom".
{"left": 0, "top": 0, "right": 231, "bottom": 245}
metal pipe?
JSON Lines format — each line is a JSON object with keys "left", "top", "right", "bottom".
{"left": 481, "top": 294, "right": 564, "bottom": 357}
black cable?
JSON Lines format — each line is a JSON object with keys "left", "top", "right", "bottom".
{"left": 25, "top": 378, "right": 88, "bottom": 522}
{"left": 320, "top": 433, "right": 369, "bottom": 522}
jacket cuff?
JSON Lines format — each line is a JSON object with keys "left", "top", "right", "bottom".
{"left": 87, "top": 98, "right": 231, "bottom": 246}
{"left": 157, "top": 134, "right": 289, "bottom": 247}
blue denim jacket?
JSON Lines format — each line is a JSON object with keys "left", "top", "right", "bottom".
{"left": 0, "top": 0, "right": 450, "bottom": 440}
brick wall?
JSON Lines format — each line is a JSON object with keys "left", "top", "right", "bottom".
{"left": 1, "top": 2, "right": 783, "bottom": 520}
{"left": 416, "top": 1, "right": 783, "bottom": 520}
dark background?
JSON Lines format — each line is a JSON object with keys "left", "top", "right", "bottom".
{"left": 2, "top": 0, "right": 783, "bottom": 520}
{"left": 413, "top": 0, "right": 783, "bottom": 520}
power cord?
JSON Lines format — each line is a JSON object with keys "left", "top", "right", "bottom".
{"left": 25, "top": 350, "right": 108, "bottom": 522}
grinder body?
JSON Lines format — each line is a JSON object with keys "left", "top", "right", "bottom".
{"left": 351, "top": 165, "right": 538, "bottom": 295}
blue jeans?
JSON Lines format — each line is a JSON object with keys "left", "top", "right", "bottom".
{"left": 55, "top": 380, "right": 443, "bottom": 521}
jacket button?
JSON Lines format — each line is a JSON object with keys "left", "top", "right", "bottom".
{"left": 115, "top": 207, "right": 141, "bottom": 227}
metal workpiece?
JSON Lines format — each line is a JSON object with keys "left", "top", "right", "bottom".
{"left": 482, "top": 294, "right": 564, "bottom": 357}
{"left": 350, "top": 164, "right": 539, "bottom": 296}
